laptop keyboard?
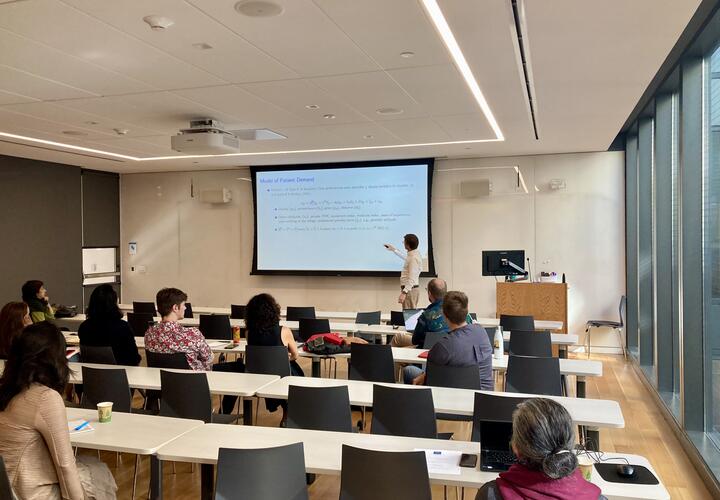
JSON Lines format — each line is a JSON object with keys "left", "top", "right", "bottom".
{"left": 484, "top": 450, "right": 517, "bottom": 466}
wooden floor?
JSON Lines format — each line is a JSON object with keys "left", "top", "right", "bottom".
{"left": 83, "top": 353, "right": 715, "bottom": 499}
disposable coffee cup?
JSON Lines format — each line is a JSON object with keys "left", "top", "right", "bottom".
{"left": 97, "top": 401, "right": 113, "bottom": 423}
{"left": 577, "top": 455, "right": 593, "bottom": 481}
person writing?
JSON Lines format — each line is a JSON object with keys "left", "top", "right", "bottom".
{"left": 21, "top": 280, "right": 55, "bottom": 323}
{"left": 384, "top": 233, "right": 422, "bottom": 308}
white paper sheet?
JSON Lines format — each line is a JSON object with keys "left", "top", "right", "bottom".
{"left": 414, "top": 449, "right": 462, "bottom": 475}
{"left": 68, "top": 419, "right": 94, "bottom": 434}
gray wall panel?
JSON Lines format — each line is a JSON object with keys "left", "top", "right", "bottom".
{"left": 82, "top": 170, "right": 119, "bottom": 247}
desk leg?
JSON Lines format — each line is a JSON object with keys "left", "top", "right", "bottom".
{"left": 243, "top": 398, "right": 253, "bottom": 426}
{"left": 312, "top": 358, "right": 321, "bottom": 378}
{"left": 150, "top": 457, "right": 163, "bottom": 500}
{"left": 559, "top": 346, "right": 568, "bottom": 359}
{"left": 576, "top": 377, "right": 586, "bottom": 398}
{"left": 201, "top": 464, "right": 214, "bottom": 500}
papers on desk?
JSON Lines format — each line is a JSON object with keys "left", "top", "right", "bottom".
{"left": 207, "top": 341, "right": 230, "bottom": 348}
{"left": 414, "top": 449, "right": 462, "bottom": 475}
{"left": 68, "top": 419, "right": 94, "bottom": 434}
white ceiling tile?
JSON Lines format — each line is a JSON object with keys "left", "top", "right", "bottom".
{"left": 0, "top": 64, "right": 96, "bottom": 101}
{"left": 433, "top": 113, "right": 494, "bottom": 141}
{"left": 306, "top": 122, "right": 401, "bottom": 145}
{"left": 0, "top": 0, "right": 225, "bottom": 89}
{"left": 313, "top": 0, "right": 449, "bottom": 70}
{"left": 187, "top": 0, "right": 379, "bottom": 77}
{"left": 0, "top": 89, "right": 36, "bottom": 105}
{"left": 378, "top": 118, "right": 450, "bottom": 143}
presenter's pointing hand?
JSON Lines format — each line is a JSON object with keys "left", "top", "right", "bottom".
{"left": 384, "top": 243, "right": 396, "bottom": 252}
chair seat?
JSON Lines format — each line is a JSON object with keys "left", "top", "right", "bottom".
{"left": 436, "top": 413, "right": 472, "bottom": 422}
{"left": 437, "top": 432, "right": 454, "bottom": 440}
{"left": 212, "top": 412, "right": 240, "bottom": 425}
{"left": 586, "top": 320, "right": 622, "bottom": 328}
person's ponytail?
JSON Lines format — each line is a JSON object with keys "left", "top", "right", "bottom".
{"left": 541, "top": 450, "right": 577, "bottom": 479}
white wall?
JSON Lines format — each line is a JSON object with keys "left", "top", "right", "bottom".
{"left": 120, "top": 151, "right": 625, "bottom": 351}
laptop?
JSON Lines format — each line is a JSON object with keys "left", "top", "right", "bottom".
{"left": 402, "top": 308, "right": 423, "bottom": 332}
{"left": 479, "top": 420, "right": 517, "bottom": 472}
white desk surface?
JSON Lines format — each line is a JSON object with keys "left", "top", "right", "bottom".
{"left": 62, "top": 362, "right": 279, "bottom": 397}
{"left": 66, "top": 408, "right": 203, "bottom": 455}
{"left": 154, "top": 424, "right": 667, "bottom": 498}
{"left": 257, "top": 377, "right": 624, "bottom": 428}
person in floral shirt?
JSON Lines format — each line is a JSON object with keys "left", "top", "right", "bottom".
{"left": 144, "top": 287, "right": 243, "bottom": 413}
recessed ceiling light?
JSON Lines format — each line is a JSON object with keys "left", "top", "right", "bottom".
{"left": 363, "top": 135, "right": 374, "bottom": 139}
{"left": 376, "top": 107, "right": 403, "bottom": 115}
{"left": 323, "top": 114, "right": 336, "bottom": 119}
{"left": 305, "top": 104, "right": 320, "bottom": 110}
{"left": 61, "top": 130, "right": 87, "bottom": 136}
{"left": 113, "top": 128, "right": 129, "bottom": 135}
{"left": 234, "top": 0, "right": 283, "bottom": 17}
{"left": 192, "top": 42, "right": 213, "bottom": 50}
{"left": 84, "top": 121, "right": 99, "bottom": 126}
{"left": 142, "top": 15, "right": 174, "bottom": 31}
{"left": 400, "top": 51, "right": 415, "bottom": 58}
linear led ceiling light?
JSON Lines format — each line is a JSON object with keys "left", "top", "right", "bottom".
{"left": 0, "top": 131, "right": 137, "bottom": 160}
{"left": 420, "top": 0, "right": 504, "bottom": 140}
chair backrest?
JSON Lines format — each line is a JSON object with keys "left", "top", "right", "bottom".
{"left": 619, "top": 295, "right": 626, "bottom": 327}
{"left": 389, "top": 311, "right": 405, "bottom": 326}
{"left": 355, "top": 311, "right": 381, "bottom": 325}
{"left": 371, "top": 385, "right": 437, "bottom": 438}
{"left": 499, "top": 314, "right": 535, "bottom": 332}
{"left": 506, "top": 355, "right": 562, "bottom": 396}
{"left": 159, "top": 370, "right": 212, "bottom": 422}
{"left": 508, "top": 330, "right": 552, "bottom": 357}
{"left": 298, "top": 318, "right": 331, "bottom": 342}
{"left": 348, "top": 344, "right": 395, "bottom": 383}
{"left": 484, "top": 327, "right": 496, "bottom": 347}
{"left": 184, "top": 302, "right": 194, "bottom": 318}
{"left": 286, "top": 306, "right": 316, "bottom": 321}
{"left": 133, "top": 301, "right": 157, "bottom": 316}
{"left": 0, "top": 456, "right": 13, "bottom": 500}
{"left": 146, "top": 351, "right": 190, "bottom": 369}
{"left": 425, "top": 362, "right": 482, "bottom": 390}
{"left": 469, "top": 312, "right": 478, "bottom": 320}
{"left": 80, "top": 345, "right": 117, "bottom": 364}
{"left": 230, "top": 304, "right": 246, "bottom": 319}
{"left": 340, "top": 445, "right": 431, "bottom": 500}
{"left": 215, "top": 444, "right": 308, "bottom": 500}
{"left": 80, "top": 366, "right": 132, "bottom": 412}
{"left": 199, "top": 314, "right": 232, "bottom": 340}
{"left": 470, "top": 392, "right": 528, "bottom": 442}
{"left": 127, "top": 312, "right": 154, "bottom": 337}
{"left": 245, "top": 345, "right": 291, "bottom": 377}
{"left": 422, "top": 331, "right": 445, "bottom": 350}
{"left": 287, "top": 385, "right": 352, "bottom": 432}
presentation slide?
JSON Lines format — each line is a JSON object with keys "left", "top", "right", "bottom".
{"left": 252, "top": 160, "right": 434, "bottom": 275}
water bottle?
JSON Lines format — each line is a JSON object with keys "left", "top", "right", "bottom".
{"left": 493, "top": 326, "right": 504, "bottom": 359}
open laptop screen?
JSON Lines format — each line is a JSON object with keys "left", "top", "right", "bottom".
{"left": 403, "top": 309, "right": 423, "bottom": 332}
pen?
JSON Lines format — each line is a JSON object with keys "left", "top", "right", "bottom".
{"left": 74, "top": 420, "right": 90, "bottom": 431}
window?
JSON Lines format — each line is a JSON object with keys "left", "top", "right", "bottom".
{"left": 82, "top": 247, "right": 119, "bottom": 285}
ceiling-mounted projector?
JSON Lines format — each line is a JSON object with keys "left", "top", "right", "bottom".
{"left": 171, "top": 119, "right": 240, "bottom": 154}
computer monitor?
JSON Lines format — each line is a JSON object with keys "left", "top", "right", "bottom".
{"left": 482, "top": 250, "right": 526, "bottom": 276}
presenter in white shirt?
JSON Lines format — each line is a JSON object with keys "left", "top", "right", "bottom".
{"left": 385, "top": 233, "right": 422, "bottom": 308}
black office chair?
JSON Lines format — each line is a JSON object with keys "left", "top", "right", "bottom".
{"left": 184, "top": 302, "right": 194, "bottom": 318}
{"left": 215, "top": 444, "right": 308, "bottom": 500}
{"left": 286, "top": 306, "right": 316, "bottom": 321}
{"left": 425, "top": 363, "right": 482, "bottom": 390}
{"left": 389, "top": 311, "right": 405, "bottom": 326}
{"left": 145, "top": 351, "right": 190, "bottom": 369}
{"left": 506, "top": 355, "right": 563, "bottom": 396}
{"left": 80, "top": 366, "right": 132, "bottom": 412}
{"left": 127, "top": 312, "right": 154, "bottom": 337}
{"left": 159, "top": 370, "right": 237, "bottom": 424}
{"left": 348, "top": 344, "right": 395, "bottom": 383}
{"left": 500, "top": 314, "right": 535, "bottom": 331}
{"left": 133, "top": 301, "right": 157, "bottom": 316}
{"left": 230, "top": 304, "right": 247, "bottom": 319}
{"left": 585, "top": 295, "right": 626, "bottom": 359}
{"left": 245, "top": 345, "right": 291, "bottom": 376}
{"left": 508, "top": 330, "right": 553, "bottom": 357}
{"left": 199, "top": 314, "right": 232, "bottom": 340}
{"left": 371, "top": 384, "right": 451, "bottom": 439}
{"left": 80, "top": 345, "right": 117, "bottom": 364}
{"left": 470, "top": 392, "right": 528, "bottom": 442}
{"left": 298, "top": 318, "right": 330, "bottom": 342}
{"left": 0, "top": 456, "right": 14, "bottom": 500}
{"left": 422, "top": 331, "right": 446, "bottom": 350}
{"left": 340, "top": 445, "right": 431, "bottom": 500}
{"left": 287, "top": 385, "right": 353, "bottom": 432}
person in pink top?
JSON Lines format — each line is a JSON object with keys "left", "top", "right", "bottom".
{"left": 144, "top": 287, "right": 243, "bottom": 413}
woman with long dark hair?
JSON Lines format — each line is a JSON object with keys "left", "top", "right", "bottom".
{"left": 78, "top": 284, "right": 141, "bottom": 366}
{"left": 0, "top": 301, "right": 32, "bottom": 358}
{"left": 21, "top": 279, "right": 55, "bottom": 323}
{"left": 0, "top": 322, "right": 117, "bottom": 499}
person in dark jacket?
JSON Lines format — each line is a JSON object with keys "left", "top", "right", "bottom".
{"left": 476, "top": 398, "right": 604, "bottom": 500}
{"left": 78, "top": 284, "right": 141, "bottom": 366}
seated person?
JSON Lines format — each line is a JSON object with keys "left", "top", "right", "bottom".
{"left": 144, "top": 287, "right": 243, "bottom": 413}
{"left": 0, "top": 301, "right": 32, "bottom": 358}
{"left": 0, "top": 321, "right": 117, "bottom": 500}
{"left": 403, "top": 290, "right": 493, "bottom": 390}
{"left": 78, "top": 284, "right": 141, "bottom": 366}
{"left": 476, "top": 398, "right": 603, "bottom": 500}
{"left": 391, "top": 278, "right": 473, "bottom": 348}
{"left": 22, "top": 280, "right": 55, "bottom": 323}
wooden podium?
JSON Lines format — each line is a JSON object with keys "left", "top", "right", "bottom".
{"left": 496, "top": 282, "right": 568, "bottom": 334}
